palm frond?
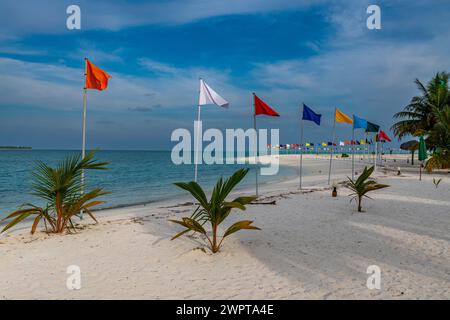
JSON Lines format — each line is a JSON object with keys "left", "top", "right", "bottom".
{"left": 392, "top": 72, "right": 450, "bottom": 143}
{"left": 2, "top": 151, "right": 110, "bottom": 234}
{"left": 170, "top": 168, "right": 257, "bottom": 253}
{"left": 346, "top": 166, "right": 389, "bottom": 212}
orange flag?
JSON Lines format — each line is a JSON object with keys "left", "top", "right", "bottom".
{"left": 85, "top": 59, "right": 111, "bottom": 91}
{"left": 335, "top": 108, "right": 353, "bottom": 124}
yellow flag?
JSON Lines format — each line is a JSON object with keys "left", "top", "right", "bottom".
{"left": 335, "top": 108, "right": 353, "bottom": 123}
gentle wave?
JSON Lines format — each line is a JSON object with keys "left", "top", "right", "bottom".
{"left": 0, "top": 150, "right": 297, "bottom": 215}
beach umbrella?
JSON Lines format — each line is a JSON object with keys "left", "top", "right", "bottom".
{"left": 418, "top": 136, "right": 427, "bottom": 161}
{"left": 418, "top": 136, "right": 428, "bottom": 180}
{"left": 400, "top": 140, "right": 419, "bottom": 150}
{"left": 400, "top": 140, "right": 419, "bottom": 165}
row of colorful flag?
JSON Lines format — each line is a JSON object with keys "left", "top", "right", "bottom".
{"left": 81, "top": 59, "right": 391, "bottom": 195}
{"left": 249, "top": 92, "right": 393, "bottom": 187}
{"left": 81, "top": 58, "right": 392, "bottom": 144}
{"left": 253, "top": 97, "right": 392, "bottom": 142}
{"left": 268, "top": 139, "right": 380, "bottom": 149}
{"left": 271, "top": 147, "right": 374, "bottom": 152}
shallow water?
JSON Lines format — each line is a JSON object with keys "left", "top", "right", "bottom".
{"left": 0, "top": 150, "right": 297, "bottom": 215}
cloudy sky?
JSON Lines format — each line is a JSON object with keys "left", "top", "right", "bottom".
{"left": 0, "top": 0, "right": 449, "bottom": 149}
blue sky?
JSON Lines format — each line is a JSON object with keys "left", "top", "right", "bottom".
{"left": 0, "top": 0, "right": 449, "bottom": 150}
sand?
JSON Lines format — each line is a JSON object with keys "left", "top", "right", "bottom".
{"left": 0, "top": 154, "right": 449, "bottom": 299}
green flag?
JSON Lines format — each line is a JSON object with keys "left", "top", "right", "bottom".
{"left": 418, "top": 136, "right": 427, "bottom": 161}
{"left": 365, "top": 121, "right": 380, "bottom": 133}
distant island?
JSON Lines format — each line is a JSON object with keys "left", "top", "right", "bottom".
{"left": 0, "top": 146, "right": 32, "bottom": 150}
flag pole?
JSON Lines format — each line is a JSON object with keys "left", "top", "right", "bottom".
{"left": 194, "top": 78, "right": 202, "bottom": 183}
{"left": 82, "top": 59, "right": 87, "bottom": 160}
{"left": 351, "top": 121, "right": 355, "bottom": 181}
{"left": 420, "top": 161, "right": 422, "bottom": 181}
{"left": 80, "top": 58, "right": 88, "bottom": 220}
{"left": 252, "top": 93, "right": 259, "bottom": 197}
{"left": 194, "top": 104, "right": 201, "bottom": 182}
{"left": 365, "top": 132, "right": 369, "bottom": 165}
{"left": 299, "top": 104, "right": 304, "bottom": 190}
{"left": 328, "top": 108, "right": 337, "bottom": 185}
{"left": 374, "top": 133, "right": 378, "bottom": 172}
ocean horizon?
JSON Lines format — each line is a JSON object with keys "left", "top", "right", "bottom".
{"left": 0, "top": 150, "right": 298, "bottom": 215}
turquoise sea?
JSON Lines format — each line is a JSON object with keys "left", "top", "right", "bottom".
{"left": 0, "top": 150, "right": 297, "bottom": 216}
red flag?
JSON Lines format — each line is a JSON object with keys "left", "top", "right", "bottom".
{"left": 379, "top": 130, "right": 391, "bottom": 142}
{"left": 85, "top": 58, "right": 111, "bottom": 91}
{"left": 254, "top": 94, "right": 280, "bottom": 117}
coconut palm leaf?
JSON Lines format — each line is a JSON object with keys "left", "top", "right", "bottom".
{"left": 174, "top": 181, "right": 209, "bottom": 209}
{"left": 1, "top": 150, "right": 110, "bottom": 234}
{"left": 171, "top": 168, "right": 258, "bottom": 253}
{"left": 223, "top": 220, "right": 260, "bottom": 238}
{"left": 346, "top": 166, "right": 389, "bottom": 212}
{"left": 1, "top": 208, "right": 41, "bottom": 233}
{"left": 392, "top": 72, "right": 449, "bottom": 146}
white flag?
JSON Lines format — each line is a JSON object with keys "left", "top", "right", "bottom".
{"left": 198, "top": 79, "right": 229, "bottom": 108}
{"left": 340, "top": 141, "right": 345, "bottom": 146}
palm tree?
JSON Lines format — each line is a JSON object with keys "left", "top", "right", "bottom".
{"left": 392, "top": 72, "right": 449, "bottom": 143}
{"left": 170, "top": 168, "right": 258, "bottom": 253}
{"left": 425, "top": 105, "right": 450, "bottom": 171}
{"left": 1, "top": 151, "right": 110, "bottom": 234}
{"left": 427, "top": 105, "right": 450, "bottom": 150}
{"left": 346, "top": 166, "right": 389, "bottom": 212}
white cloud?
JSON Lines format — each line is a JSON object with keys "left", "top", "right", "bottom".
{"left": 0, "top": 57, "right": 246, "bottom": 115}
{"left": 74, "top": 41, "right": 125, "bottom": 63}
{"left": 0, "top": 0, "right": 324, "bottom": 39}
{"left": 1, "top": 0, "right": 450, "bottom": 148}
{"left": 246, "top": 23, "right": 450, "bottom": 137}
{"left": 138, "top": 58, "right": 182, "bottom": 75}
{"left": 0, "top": 45, "right": 47, "bottom": 56}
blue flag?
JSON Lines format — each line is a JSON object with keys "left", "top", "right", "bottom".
{"left": 302, "top": 104, "right": 321, "bottom": 126}
{"left": 353, "top": 115, "right": 367, "bottom": 129}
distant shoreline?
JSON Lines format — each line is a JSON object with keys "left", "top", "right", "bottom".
{"left": 0, "top": 146, "right": 32, "bottom": 150}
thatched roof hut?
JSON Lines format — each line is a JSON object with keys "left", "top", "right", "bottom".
{"left": 400, "top": 140, "right": 419, "bottom": 165}
{"left": 400, "top": 140, "right": 419, "bottom": 151}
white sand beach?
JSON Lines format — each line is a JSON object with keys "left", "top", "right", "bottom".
{"left": 0, "top": 154, "right": 449, "bottom": 299}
